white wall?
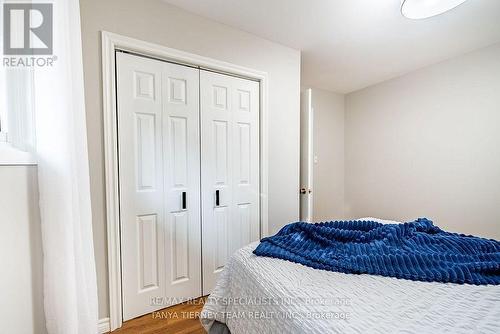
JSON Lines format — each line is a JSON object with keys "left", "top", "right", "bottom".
{"left": 0, "top": 166, "right": 47, "bottom": 334}
{"left": 345, "top": 43, "right": 500, "bottom": 239}
{"left": 310, "top": 88, "right": 345, "bottom": 221}
{"left": 79, "top": 0, "right": 301, "bottom": 318}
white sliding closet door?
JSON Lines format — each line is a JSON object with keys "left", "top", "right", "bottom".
{"left": 117, "top": 52, "right": 201, "bottom": 321}
{"left": 200, "top": 70, "right": 260, "bottom": 294}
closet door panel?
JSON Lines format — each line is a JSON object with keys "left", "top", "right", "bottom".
{"left": 117, "top": 53, "right": 166, "bottom": 321}
{"left": 201, "top": 70, "right": 260, "bottom": 294}
{"left": 200, "top": 72, "right": 233, "bottom": 293}
{"left": 162, "top": 62, "right": 202, "bottom": 301}
{"left": 232, "top": 77, "right": 260, "bottom": 249}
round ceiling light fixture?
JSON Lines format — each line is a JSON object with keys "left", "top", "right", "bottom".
{"left": 401, "top": 0, "right": 468, "bottom": 19}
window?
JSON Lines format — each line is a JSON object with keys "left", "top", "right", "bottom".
{"left": 0, "top": 2, "right": 6, "bottom": 144}
{"left": 0, "top": 67, "right": 35, "bottom": 152}
{"left": 0, "top": 4, "right": 36, "bottom": 164}
{"left": 0, "top": 69, "right": 7, "bottom": 143}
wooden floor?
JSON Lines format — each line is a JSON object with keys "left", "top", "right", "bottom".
{"left": 110, "top": 297, "right": 207, "bottom": 334}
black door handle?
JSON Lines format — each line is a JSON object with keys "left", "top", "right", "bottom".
{"left": 182, "top": 191, "right": 187, "bottom": 210}
{"left": 215, "top": 190, "right": 220, "bottom": 206}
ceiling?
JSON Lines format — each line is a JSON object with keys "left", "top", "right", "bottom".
{"left": 162, "top": 0, "right": 500, "bottom": 93}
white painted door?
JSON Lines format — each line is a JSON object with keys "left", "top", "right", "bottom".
{"left": 200, "top": 70, "right": 260, "bottom": 294}
{"left": 300, "top": 88, "right": 313, "bottom": 221}
{"left": 117, "top": 52, "right": 201, "bottom": 321}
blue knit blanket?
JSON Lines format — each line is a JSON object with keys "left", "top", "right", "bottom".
{"left": 254, "top": 218, "right": 500, "bottom": 285}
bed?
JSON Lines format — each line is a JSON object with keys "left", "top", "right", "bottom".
{"left": 200, "top": 218, "right": 500, "bottom": 333}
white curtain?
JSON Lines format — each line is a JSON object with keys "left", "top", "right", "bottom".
{"left": 33, "top": 0, "right": 98, "bottom": 333}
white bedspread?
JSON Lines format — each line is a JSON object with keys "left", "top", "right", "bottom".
{"left": 201, "top": 228, "right": 500, "bottom": 333}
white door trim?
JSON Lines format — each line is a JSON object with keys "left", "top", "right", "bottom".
{"left": 299, "top": 89, "right": 314, "bottom": 222}
{"left": 306, "top": 90, "right": 314, "bottom": 221}
{"left": 101, "top": 31, "right": 269, "bottom": 331}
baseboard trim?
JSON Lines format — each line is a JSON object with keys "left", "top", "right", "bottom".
{"left": 98, "top": 318, "right": 111, "bottom": 334}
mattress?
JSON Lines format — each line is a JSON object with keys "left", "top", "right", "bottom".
{"left": 200, "top": 219, "right": 500, "bottom": 333}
